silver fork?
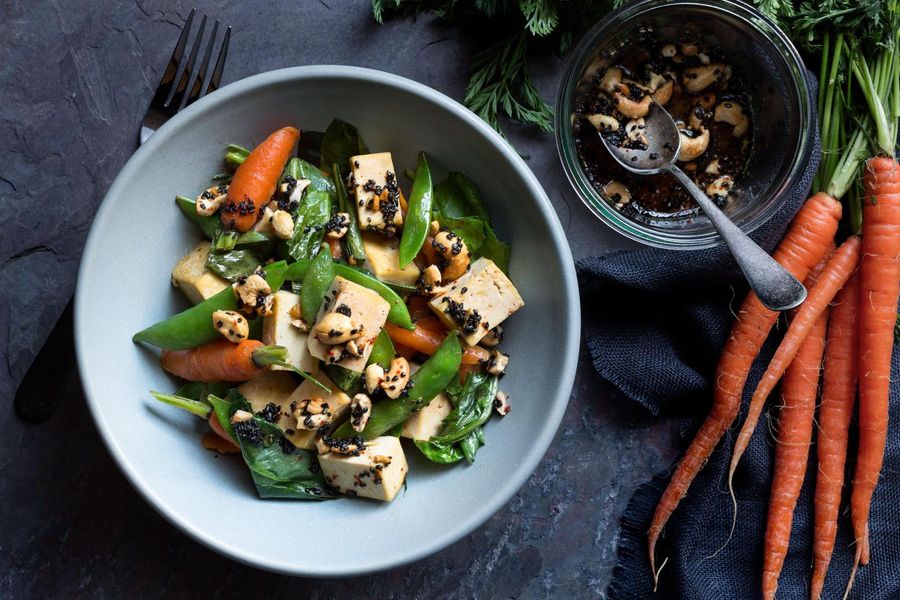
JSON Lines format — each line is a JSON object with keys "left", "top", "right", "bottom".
{"left": 14, "top": 10, "right": 232, "bottom": 423}
{"left": 140, "top": 9, "right": 231, "bottom": 144}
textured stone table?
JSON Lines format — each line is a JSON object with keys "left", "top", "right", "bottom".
{"left": 1, "top": 1, "right": 681, "bottom": 596}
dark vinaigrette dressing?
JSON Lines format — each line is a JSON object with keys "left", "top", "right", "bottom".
{"left": 574, "top": 38, "right": 754, "bottom": 224}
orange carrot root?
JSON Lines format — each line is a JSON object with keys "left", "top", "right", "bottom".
{"left": 161, "top": 339, "right": 265, "bottom": 382}
{"left": 647, "top": 193, "right": 842, "bottom": 578}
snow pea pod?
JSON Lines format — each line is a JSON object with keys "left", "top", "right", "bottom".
{"left": 175, "top": 195, "right": 219, "bottom": 239}
{"left": 333, "top": 161, "right": 367, "bottom": 262}
{"left": 398, "top": 152, "right": 432, "bottom": 267}
{"left": 332, "top": 333, "right": 462, "bottom": 440}
{"left": 284, "top": 261, "right": 414, "bottom": 330}
{"left": 132, "top": 261, "right": 288, "bottom": 350}
{"left": 300, "top": 244, "right": 335, "bottom": 326}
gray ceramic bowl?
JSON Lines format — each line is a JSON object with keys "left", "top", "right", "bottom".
{"left": 75, "top": 66, "right": 579, "bottom": 576}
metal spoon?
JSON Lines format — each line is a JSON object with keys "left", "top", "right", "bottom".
{"left": 598, "top": 103, "right": 807, "bottom": 311}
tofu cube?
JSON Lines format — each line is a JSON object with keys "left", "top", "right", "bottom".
{"left": 171, "top": 241, "right": 229, "bottom": 304}
{"left": 361, "top": 232, "right": 420, "bottom": 286}
{"left": 282, "top": 372, "right": 352, "bottom": 449}
{"left": 239, "top": 371, "right": 350, "bottom": 450}
{"left": 350, "top": 152, "right": 403, "bottom": 235}
{"left": 307, "top": 276, "right": 390, "bottom": 373}
{"left": 428, "top": 257, "right": 524, "bottom": 346}
{"left": 262, "top": 290, "right": 319, "bottom": 374}
{"left": 318, "top": 436, "right": 409, "bottom": 501}
{"left": 401, "top": 392, "right": 452, "bottom": 441}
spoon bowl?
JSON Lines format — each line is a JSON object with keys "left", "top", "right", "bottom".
{"left": 598, "top": 103, "right": 807, "bottom": 312}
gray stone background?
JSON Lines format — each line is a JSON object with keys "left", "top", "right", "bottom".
{"left": 1, "top": 1, "right": 681, "bottom": 597}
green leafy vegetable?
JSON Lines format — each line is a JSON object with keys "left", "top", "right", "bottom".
{"left": 297, "top": 130, "right": 326, "bottom": 165}
{"left": 321, "top": 119, "right": 369, "bottom": 177}
{"left": 333, "top": 162, "right": 367, "bottom": 262}
{"left": 209, "top": 391, "right": 335, "bottom": 500}
{"left": 206, "top": 249, "right": 261, "bottom": 281}
{"left": 296, "top": 159, "right": 336, "bottom": 200}
{"left": 175, "top": 195, "right": 219, "bottom": 239}
{"left": 283, "top": 189, "right": 331, "bottom": 261}
{"left": 414, "top": 439, "right": 465, "bottom": 463}
{"left": 434, "top": 172, "right": 490, "bottom": 221}
{"left": 175, "top": 381, "right": 231, "bottom": 402}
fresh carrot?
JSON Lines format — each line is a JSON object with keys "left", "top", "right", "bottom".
{"left": 810, "top": 270, "right": 860, "bottom": 600}
{"left": 729, "top": 237, "right": 860, "bottom": 493}
{"left": 222, "top": 126, "right": 300, "bottom": 232}
{"left": 407, "top": 295, "right": 433, "bottom": 322}
{"left": 852, "top": 156, "right": 900, "bottom": 567}
{"left": 204, "top": 413, "right": 240, "bottom": 453}
{"left": 648, "top": 193, "right": 842, "bottom": 576}
{"left": 161, "top": 339, "right": 266, "bottom": 382}
{"left": 385, "top": 319, "right": 489, "bottom": 365}
{"left": 763, "top": 308, "right": 829, "bottom": 600}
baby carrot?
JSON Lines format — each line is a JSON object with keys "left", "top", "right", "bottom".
{"left": 161, "top": 339, "right": 267, "bottom": 382}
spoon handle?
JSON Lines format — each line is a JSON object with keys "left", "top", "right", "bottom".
{"left": 666, "top": 166, "right": 807, "bottom": 311}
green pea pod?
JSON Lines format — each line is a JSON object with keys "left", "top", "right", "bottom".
{"left": 284, "top": 261, "right": 413, "bottom": 330}
{"left": 175, "top": 196, "right": 219, "bottom": 239}
{"left": 300, "top": 244, "right": 336, "bottom": 326}
{"left": 224, "top": 143, "right": 250, "bottom": 169}
{"left": 398, "top": 152, "right": 433, "bottom": 267}
{"left": 368, "top": 329, "right": 395, "bottom": 367}
{"left": 133, "top": 261, "right": 288, "bottom": 349}
{"left": 333, "top": 162, "right": 367, "bottom": 262}
{"left": 332, "top": 333, "right": 462, "bottom": 440}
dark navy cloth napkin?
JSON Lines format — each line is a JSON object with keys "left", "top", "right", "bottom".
{"left": 578, "top": 76, "right": 900, "bottom": 597}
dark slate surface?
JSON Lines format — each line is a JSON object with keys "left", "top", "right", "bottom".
{"left": 1, "top": 1, "right": 680, "bottom": 597}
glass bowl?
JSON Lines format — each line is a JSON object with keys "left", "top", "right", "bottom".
{"left": 556, "top": 0, "right": 814, "bottom": 249}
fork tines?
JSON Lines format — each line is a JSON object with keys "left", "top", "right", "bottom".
{"left": 149, "top": 8, "right": 231, "bottom": 116}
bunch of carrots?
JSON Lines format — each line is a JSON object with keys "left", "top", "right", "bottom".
{"left": 649, "top": 1, "right": 900, "bottom": 598}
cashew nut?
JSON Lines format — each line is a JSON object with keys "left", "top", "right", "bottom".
{"left": 694, "top": 92, "right": 717, "bottom": 110}
{"left": 681, "top": 43, "right": 699, "bottom": 56}
{"left": 652, "top": 80, "right": 674, "bottom": 106}
{"left": 603, "top": 181, "right": 632, "bottom": 207}
{"left": 419, "top": 264, "right": 443, "bottom": 294}
{"left": 705, "top": 159, "right": 720, "bottom": 175}
{"left": 233, "top": 273, "right": 274, "bottom": 316}
{"left": 613, "top": 90, "right": 652, "bottom": 118}
{"left": 493, "top": 391, "right": 511, "bottom": 416}
{"left": 350, "top": 394, "right": 372, "bottom": 432}
{"left": 714, "top": 101, "right": 749, "bottom": 138}
{"left": 676, "top": 127, "right": 710, "bottom": 162}
{"left": 364, "top": 363, "right": 385, "bottom": 394}
{"left": 660, "top": 44, "right": 677, "bottom": 58}
{"left": 230, "top": 410, "right": 253, "bottom": 424}
{"left": 682, "top": 63, "right": 731, "bottom": 94}
{"left": 586, "top": 113, "right": 620, "bottom": 132}
{"left": 707, "top": 175, "right": 734, "bottom": 199}
{"left": 625, "top": 118, "right": 649, "bottom": 147}
{"left": 432, "top": 230, "right": 470, "bottom": 281}
{"left": 313, "top": 312, "right": 364, "bottom": 345}
{"left": 486, "top": 350, "right": 509, "bottom": 375}
{"left": 599, "top": 67, "right": 623, "bottom": 95}
{"left": 195, "top": 184, "right": 229, "bottom": 217}
{"left": 381, "top": 357, "right": 410, "bottom": 399}
{"left": 271, "top": 210, "right": 294, "bottom": 240}
{"left": 212, "top": 310, "right": 249, "bottom": 343}
{"left": 480, "top": 324, "right": 504, "bottom": 347}
{"left": 688, "top": 106, "right": 710, "bottom": 131}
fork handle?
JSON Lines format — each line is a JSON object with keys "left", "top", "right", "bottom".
{"left": 666, "top": 165, "right": 807, "bottom": 311}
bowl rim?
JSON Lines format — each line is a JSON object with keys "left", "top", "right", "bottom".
{"left": 74, "top": 65, "right": 581, "bottom": 576}
{"left": 555, "top": 0, "right": 814, "bottom": 250}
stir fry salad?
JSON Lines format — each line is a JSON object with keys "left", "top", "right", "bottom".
{"left": 133, "top": 120, "right": 524, "bottom": 502}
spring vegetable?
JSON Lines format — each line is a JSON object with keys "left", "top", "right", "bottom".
{"left": 811, "top": 270, "right": 859, "bottom": 600}
{"left": 299, "top": 243, "right": 336, "bottom": 326}
{"left": 222, "top": 127, "right": 300, "bottom": 232}
{"left": 205, "top": 249, "right": 260, "bottom": 282}
{"left": 728, "top": 236, "right": 860, "bottom": 495}
{"left": 224, "top": 143, "right": 250, "bottom": 169}
{"left": 852, "top": 156, "right": 900, "bottom": 568}
{"left": 648, "top": 193, "right": 842, "bottom": 577}
{"left": 331, "top": 333, "right": 462, "bottom": 440}
{"left": 399, "top": 152, "right": 433, "bottom": 267}
{"left": 333, "top": 162, "right": 366, "bottom": 262}
{"left": 149, "top": 391, "right": 212, "bottom": 418}
{"left": 133, "top": 261, "right": 287, "bottom": 350}
{"left": 208, "top": 391, "right": 335, "bottom": 500}
{"left": 176, "top": 195, "right": 219, "bottom": 239}
{"left": 763, "top": 308, "right": 829, "bottom": 600}
{"left": 160, "top": 340, "right": 296, "bottom": 382}
{"left": 283, "top": 189, "right": 331, "bottom": 261}
{"left": 320, "top": 118, "right": 368, "bottom": 177}
{"left": 384, "top": 318, "right": 490, "bottom": 365}
{"left": 284, "top": 260, "right": 414, "bottom": 329}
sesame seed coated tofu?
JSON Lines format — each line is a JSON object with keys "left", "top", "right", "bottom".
{"left": 350, "top": 152, "right": 403, "bottom": 235}
{"left": 171, "top": 241, "right": 229, "bottom": 304}
{"left": 361, "top": 232, "right": 420, "bottom": 286}
{"left": 319, "top": 436, "right": 408, "bottom": 501}
{"left": 401, "top": 392, "right": 452, "bottom": 441}
{"left": 428, "top": 257, "right": 524, "bottom": 346}
{"left": 262, "top": 290, "right": 318, "bottom": 374}
{"left": 238, "top": 370, "right": 299, "bottom": 432}
{"left": 282, "top": 373, "right": 353, "bottom": 449}
{"left": 307, "top": 276, "right": 390, "bottom": 373}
